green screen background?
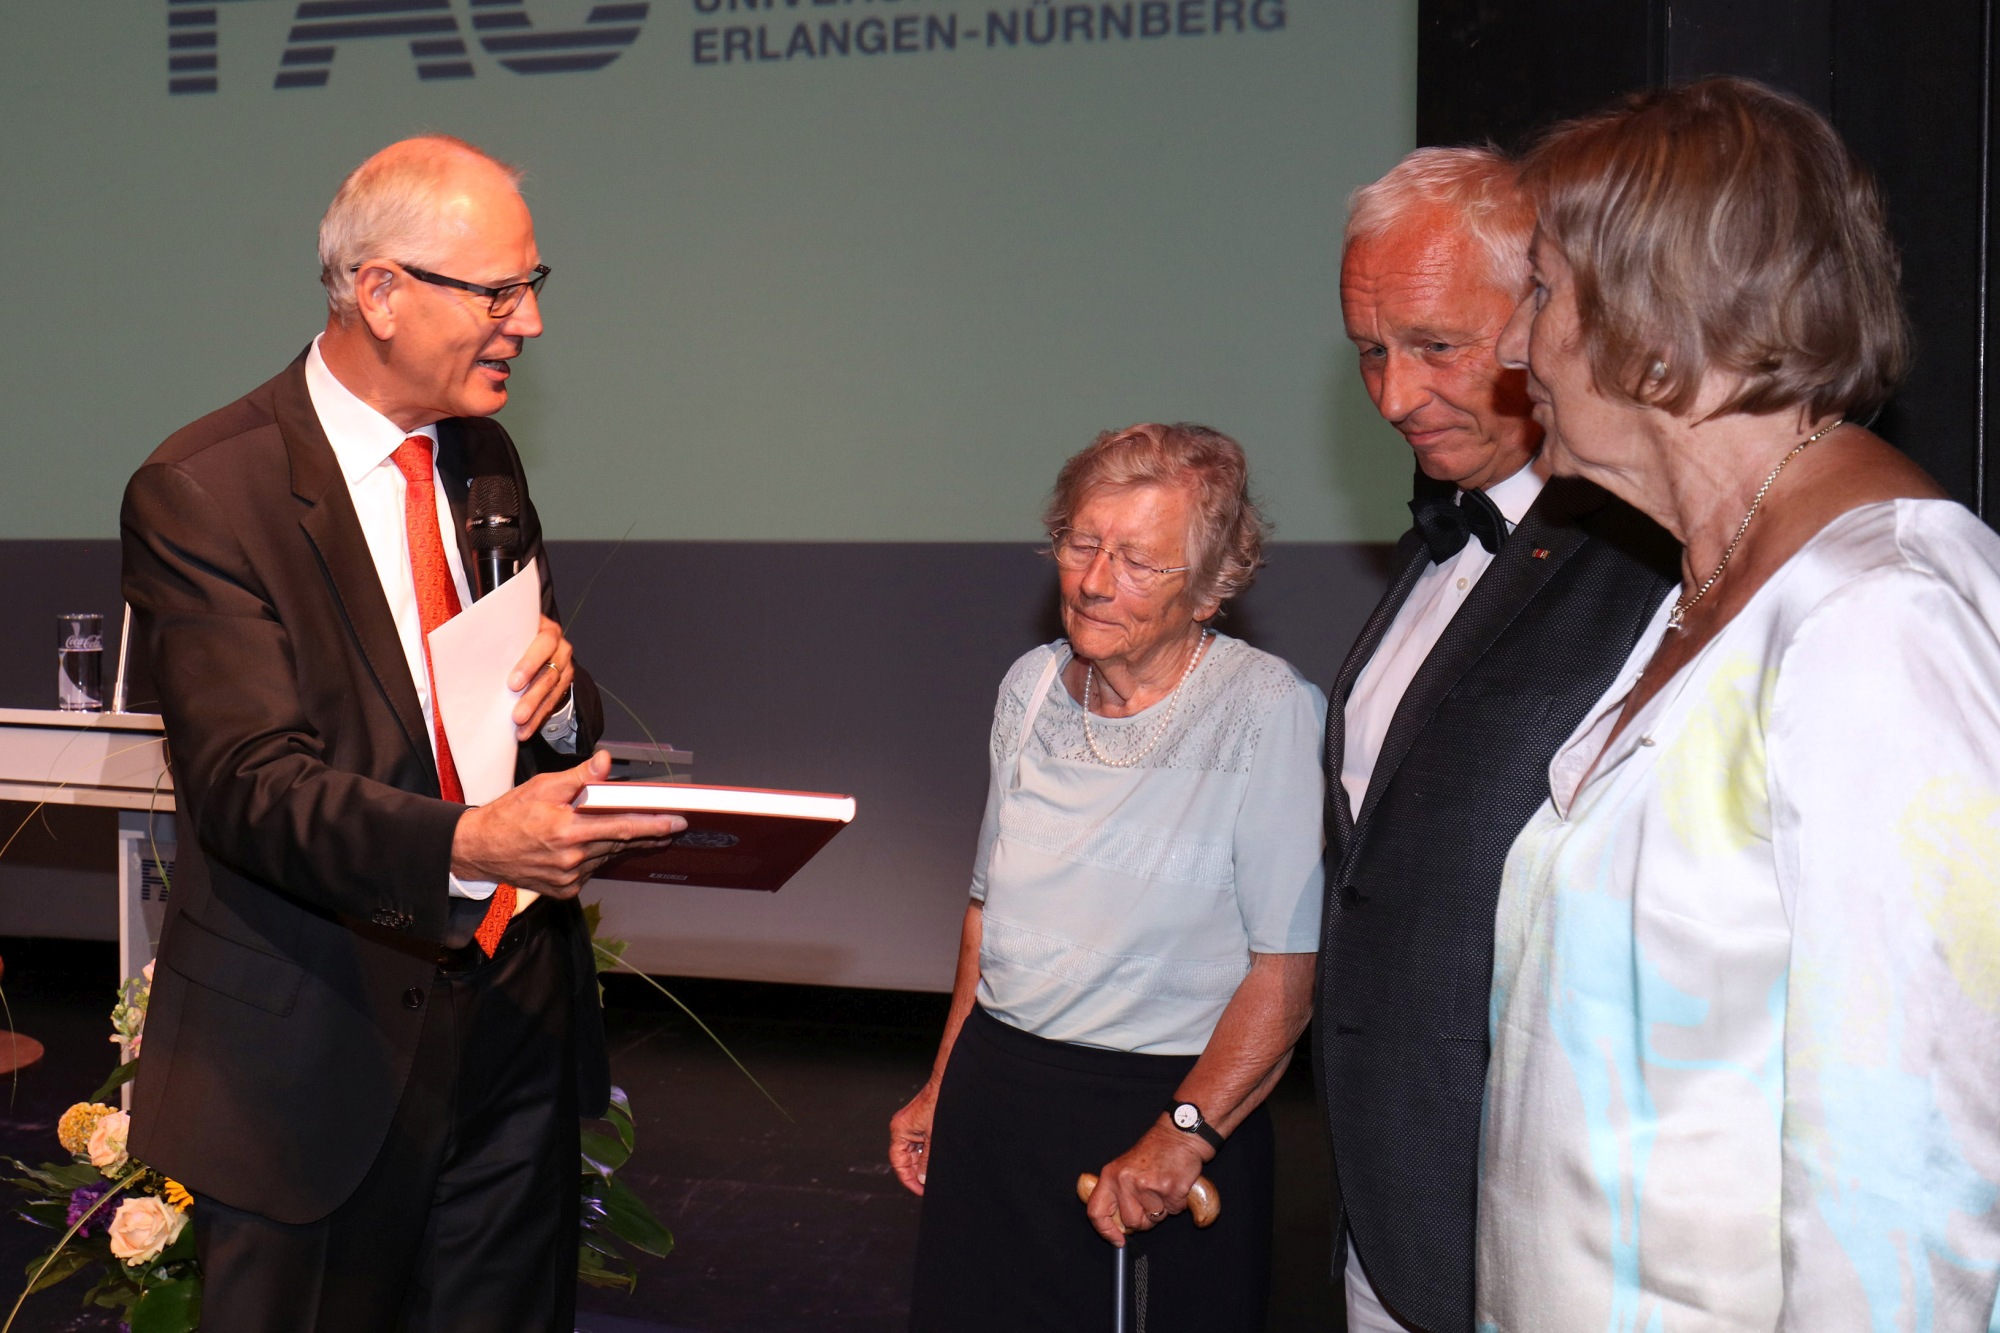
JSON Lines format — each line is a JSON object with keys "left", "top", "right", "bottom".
{"left": 0, "top": 0, "right": 1415, "bottom": 543}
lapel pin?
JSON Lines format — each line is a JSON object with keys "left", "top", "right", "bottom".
{"left": 1531, "top": 547, "right": 1551, "bottom": 560}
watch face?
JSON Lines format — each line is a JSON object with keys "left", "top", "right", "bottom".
{"left": 1173, "top": 1104, "right": 1199, "bottom": 1130}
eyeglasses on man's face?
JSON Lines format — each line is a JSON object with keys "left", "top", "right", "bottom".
{"left": 355, "top": 261, "right": 551, "bottom": 317}
{"left": 1048, "top": 529, "right": 1192, "bottom": 595}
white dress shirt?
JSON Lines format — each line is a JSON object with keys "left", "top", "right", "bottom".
{"left": 303, "top": 337, "right": 573, "bottom": 901}
{"left": 1340, "top": 459, "right": 1545, "bottom": 823}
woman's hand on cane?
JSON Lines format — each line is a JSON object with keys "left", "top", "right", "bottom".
{"left": 1084, "top": 1120, "right": 1213, "bottom": 1246}
{"left": 889, "top": 1080, "right": 940, "bottom": 1196}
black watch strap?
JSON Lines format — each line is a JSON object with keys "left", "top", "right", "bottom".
{"left": 1165, "top": 1099, "right": 1225, "bottom": 1151}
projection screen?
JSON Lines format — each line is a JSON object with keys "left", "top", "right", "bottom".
{"left": 0, "top": 0, "right": 1415, "bottom": 990}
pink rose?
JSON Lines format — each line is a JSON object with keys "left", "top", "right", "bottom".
{"left": 107, "top": 1195, "right": 186, "bottom": 1266}
{"left": 86, "top": 1111, "right": 129, "bottom": 1172}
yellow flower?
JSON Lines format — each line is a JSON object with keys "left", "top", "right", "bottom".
{"left": 162, "top": 1179, "right": 192, "bottom": 1213}
{"left": 56, "top": 1103, "right": 115, "bottom": 1157}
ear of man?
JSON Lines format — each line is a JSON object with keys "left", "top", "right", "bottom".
{"left": 352, "top": 262, "right": 402, "bottom": 342}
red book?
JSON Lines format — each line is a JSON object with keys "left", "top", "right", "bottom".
{"left": 577, "top": 782, "right": 857, "bottom": 892}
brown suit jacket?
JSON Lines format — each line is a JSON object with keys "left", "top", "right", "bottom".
{"left": 120, "top": 352, "right": 608, "bottom": 1224}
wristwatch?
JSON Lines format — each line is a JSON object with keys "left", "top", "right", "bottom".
{"left": 1165, "top": 1099, "right": 1225, "bottom": 1152}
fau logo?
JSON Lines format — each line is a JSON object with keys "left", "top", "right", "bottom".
{"left": 166, "top": 0, "right": 651, "bottom": 94}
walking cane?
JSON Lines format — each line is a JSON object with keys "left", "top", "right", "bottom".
{"left": 1076, "top": 1172, "right": 1221, "bottom": 1333}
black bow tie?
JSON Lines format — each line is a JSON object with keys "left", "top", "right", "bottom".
{"left": 1409, "top": 482, "right": 1509, "bottom": 564}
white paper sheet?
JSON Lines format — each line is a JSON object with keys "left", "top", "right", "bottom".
{"left": 429, "top": 558, "right": 543, "bottom": 806}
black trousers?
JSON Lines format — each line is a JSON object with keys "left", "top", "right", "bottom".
{"left": 195, "top": 904, "right": 581, "bottom": 1333}
{"left": 909, "top": 1006, "right": 1275, "bottom": 1333}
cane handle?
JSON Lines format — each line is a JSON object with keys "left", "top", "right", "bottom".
{"left": 1075, "top": 1171, "right": 1221, "bottom": 1228}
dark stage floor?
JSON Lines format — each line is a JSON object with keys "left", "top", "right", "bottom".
{"left": 0, "top": 939, "right": 1341, "bottom": 1332}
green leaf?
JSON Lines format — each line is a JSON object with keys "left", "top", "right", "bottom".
{"left": 128, "top": 1275, "right": 200, "bottom": 1333}
{"left": 156, "top": 1220, "right": 197, "bottom": 1265}
{"left": 22, "top": 1244, "right": 94, "bottom": 1293}
{"left": 575, "top": 1243, "right": 636, "bottom": 1292}
{"left": 579, "top": 1131, "right": 629, "bottom": 1178}
{"left": 576, "top": 1270, "right": 633, "bottom": 1291}
{"left": 0, "top": 1159, "right": 63, "bottom": 1192}
{"left": 600, "top": 1179, "right": 672, "bottom": 1258}
{"left": 603, "top": 1089, "right": 636, "bottom": 1152}
{"left": 88, "top": 1060, "right": 140, "bottom": 1105}
{"left": 56, "top": 1165, "right": 114, "bottom": 1191}
{"left": 81, "top": 1267, "right": 141, "bottom": 1310}
{"left": 578, "top": 1232, "right": 627, "bottom": 1260}
{"left": 10, "top": 1160, "right": 106, "bottom": 1193}
{"left": 19, "top": 1200, "right": 68, "bottom": 1227}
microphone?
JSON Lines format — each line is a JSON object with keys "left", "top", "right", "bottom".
{"left": 467, "top": 476, "right": 521, "bottom": 599}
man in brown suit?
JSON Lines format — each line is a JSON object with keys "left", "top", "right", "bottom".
{"left": 121, "top": 137, "right": 680, "bottom": 1331}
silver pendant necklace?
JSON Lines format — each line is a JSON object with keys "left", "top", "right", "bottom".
{"left": 1082, "top": 629, "right": 1211, "bottom": 768}
{"left": 1667, "top": 419, "right": 1844, "bottom": 633}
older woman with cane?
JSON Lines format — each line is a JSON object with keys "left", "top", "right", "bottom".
{"left": 889, "top": 423, "right": 1324, "bottom": 1333}
{"left": 1477, "top": 77, "right": 2000, "bottom": 1330}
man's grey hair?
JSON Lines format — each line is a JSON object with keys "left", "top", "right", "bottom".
{"left": 1344, "top": 146, "right": 1534, "bottom": 295}
{"left": 317, "top": 135, "right": 524, "bottom": 318}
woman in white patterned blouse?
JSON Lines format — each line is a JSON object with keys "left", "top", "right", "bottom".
{"left": 888, "top": 422, "right": 1325, "bottom": 1333}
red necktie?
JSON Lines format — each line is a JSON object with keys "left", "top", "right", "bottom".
{"left": 394, "top": 438, "right": 516, "bottom": 957}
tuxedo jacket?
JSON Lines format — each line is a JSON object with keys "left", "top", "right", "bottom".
{"left": 1316, "top": 475, "right": 1675, "bottom": 1332}
{"left": 120, "top": 353, "right": 609, "bottom": 1225}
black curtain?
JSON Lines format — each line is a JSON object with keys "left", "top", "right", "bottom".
{"left": 1417, "top": 0, "right": 1997, "bottom": 520}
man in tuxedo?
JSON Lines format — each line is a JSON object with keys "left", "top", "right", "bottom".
{"left": 1316, "top": 149, "right": 1675, "bottom": 1332}
{"left": 120, "top": 137, "right": 682, "bottom": 1331}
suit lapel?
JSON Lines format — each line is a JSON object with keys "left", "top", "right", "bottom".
{"left": 1325, "top": 531, "right": 1429, "bottom": 859}
{"left": 275, "top": 355, "right": 433, "bottom": 767}
{"left": 1349, "top": 478, "right": 1601, "bottom": 839}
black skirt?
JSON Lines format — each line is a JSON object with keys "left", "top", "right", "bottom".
{"left": 908, "top": 1006, "right": 1274, "bottom": 1333}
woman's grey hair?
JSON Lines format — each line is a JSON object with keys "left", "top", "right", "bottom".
{"left": 1345, "top": 146, "right": 1534, "bottom": 295}
{"left": 317, "top": 135, "right": 523, "bottom": 318}
{"left": 1520, "top": 77, "right": 1908, "bottom": 422}
{"left": 1044, "top": 423, "right": 1269, "bottom": 610}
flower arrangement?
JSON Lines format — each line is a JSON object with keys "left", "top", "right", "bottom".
{"left": 3, "top": 1082, "right": 195, "bottom": 1331}
{"left": 108, "top": 967, "right": 149, "bottom": 1061}
{"left": 3, "top": 908, "right": 673, "bottom": 1332}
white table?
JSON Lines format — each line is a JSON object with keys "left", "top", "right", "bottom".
{"left": 0, "top": 713, "right": 691, "bottom": 988}
{"left": 0, "top": 708, "right": 173, "bottom": 986}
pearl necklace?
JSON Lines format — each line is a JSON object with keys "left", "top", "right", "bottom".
{"left": 1081, "top": 629, "right": 1211, "bottom": 768}
{"left": 1667, "top": 419, "right": 1844, "bottom": 633}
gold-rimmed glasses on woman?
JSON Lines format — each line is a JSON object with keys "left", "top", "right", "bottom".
{"left": 1048, "top": 528, "right": 1191, "bottom": 595}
